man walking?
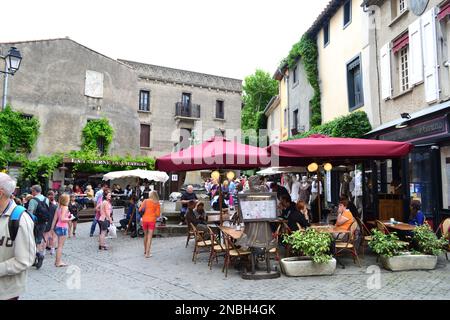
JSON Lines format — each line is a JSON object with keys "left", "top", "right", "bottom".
{"left": 27, "top": 185, "right": 50, "bottom": 269}
{"left": 0, "top": 173, "right": 36, "bottom": 300}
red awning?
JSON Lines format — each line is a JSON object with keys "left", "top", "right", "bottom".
{"left": 438, "top": 1, "right": 450, "bottom": 21}
{"left": 392, "top": 32, "right": 409, "bottom": 54}
{"left": 155, "top": 136, "right": 271, "bottom": 172}
{"left": 266, "top": 134, "right": 414, "bottom": 167}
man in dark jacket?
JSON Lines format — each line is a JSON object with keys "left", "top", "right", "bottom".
{"left": 280, "top": 194, "right": 310, "bottom": 231}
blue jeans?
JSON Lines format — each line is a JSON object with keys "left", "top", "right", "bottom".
{"left": 90, "top": 218, "right": 98, "bottom": 235}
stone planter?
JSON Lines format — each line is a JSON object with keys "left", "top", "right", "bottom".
{"left": 380, "top": 253, "right": 437, "bottom": 271}
{"left": 280, "top": 257, "right": 336, "bottom": 277}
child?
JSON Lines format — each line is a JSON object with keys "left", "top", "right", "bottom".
{"left": 52, "top": 194, "right": 73, "bottom": 267}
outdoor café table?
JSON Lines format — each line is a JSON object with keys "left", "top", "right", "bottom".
{"left": 382, "top": 221, "right": 416, "bottom": 232}
{"left": 219, "top": 226, "right": 244, "bottom": 240}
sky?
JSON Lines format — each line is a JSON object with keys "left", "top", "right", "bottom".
{"left": 3, "top": 0, "right": 330, "bottom": 80}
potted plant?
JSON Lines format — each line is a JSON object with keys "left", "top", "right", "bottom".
{"left": 280, "top": 228, "right": 336, "bottom": 276}
{"left": 369, "top": 225, "right": 447, "bottom": 271}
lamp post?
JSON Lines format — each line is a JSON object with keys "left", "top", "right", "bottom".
{"left": 307, "top": 162, "right": 333, "bottom": 222}
{"left": 1, "top": 47, "right": 23, "bottom": 110}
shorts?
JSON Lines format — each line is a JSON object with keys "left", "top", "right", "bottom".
{"left": 142, "top": 221, "right": 156, "bottom": 231}
{"left": 35, "top": 223, "right": 46, "bottom": 244}
{"left": 99, "top": 220, "right": 110, "bottom": 231}
{"left": 55, "top": 227, "right": 68, "bottom": 237}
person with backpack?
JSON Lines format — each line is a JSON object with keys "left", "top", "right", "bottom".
{"left": 44, "top": 191, "right": 58, "bottom": 256}
{"left": 0, "top": 173, "right": 37, "bottom": 300}
{"left": 27, "top": 185, "right": 51, "bottom": 269}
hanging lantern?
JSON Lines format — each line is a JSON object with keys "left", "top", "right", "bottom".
{"left": 226, "top": 171, "right": 235, "bottom": 180}
{"left": 324, "top": 163, "right": 333, "bottom": 171}
{"left": 211, "top": 171, "right": 220, "bottom": 181}
{"left": 307, "top": 162, "right": 318, "bottom": 172}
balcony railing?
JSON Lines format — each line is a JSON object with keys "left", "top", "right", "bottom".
{"left": 175, "top": 102, "right": 201, "bottom": 119}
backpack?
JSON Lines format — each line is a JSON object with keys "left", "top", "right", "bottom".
{"left": 33, "top": 197, "right": 51, "bottom": 223}
{"left": 8, "top": 205, "right": 38, "bottom": 242}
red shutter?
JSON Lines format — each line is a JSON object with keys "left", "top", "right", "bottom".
{"left": 438, "top": 1, "right": 450, "bottom": 21}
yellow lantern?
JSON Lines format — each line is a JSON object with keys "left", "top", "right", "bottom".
{"left": 211, "top": 171, "right": 220, "bottom": 181}
{"left": 226, "top": 171, "right": 235, "bottom": 180}
{"left": 324, "top": 163, "right": 333, "bottom": 171}
{"left": 307, "top": 162, "right": 318, "bottom": 172}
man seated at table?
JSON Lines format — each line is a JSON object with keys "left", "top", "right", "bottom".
{"left": 179, "top": 185, "right": 198, "bottom": 225}
{"left": 333, "top": 199, "right": 354, "bottom": 240}
{"left": 185, "top": 200, "right": 210, "bottom": 239}
{"left": 270, "top": 182, "right": 290, "bottom": 201}
{"left": 280, "top": 194, "right": 310, "bottom": 232}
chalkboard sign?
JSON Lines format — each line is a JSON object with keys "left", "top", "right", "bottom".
{"left": 237, "top": 193, "right": 278, "bottom": 222}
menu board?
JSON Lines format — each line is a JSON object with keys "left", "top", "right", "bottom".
{"left": 238, "top": 193, "right": 278, "bottom": 222}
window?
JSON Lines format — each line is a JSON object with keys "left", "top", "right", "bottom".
{"left": 347, "top": 56, "right": 364, "bottom": 110}
{"left": 215, "top": 100, "right": 224, "bottom": 119}
{"left": 284, "top": 108, "right": 288, "bottom": 127}
{"left": 139, "top": 90, "right": 150, "bottom": 111}
{"left": 140, "top": 124, "right": 151, "bottom": 148}
{"left": 292, "top": 66, "right": 297, "bottom": 84}
{"left": 344, "top": 0, "right": 352, "bottom": 27}
{"left": 293, "top": 110, "right": 298, "bottom": 129}
{"left": 21, "top": 114, "right": 33, "bottom": 120}
{"left": 97, "top": 137, "right": 106, "bottom": 155}
{"left": 399, "top": 46, "right": 410, "bottom": 92}
{"left": 324, "top": 22, "right": 330, "bottom": 46}
{"left": 441, "top": 146, "right": 450, "bottom": 210}
{"left": 399, "top": 0, "right": 406, "bottom": 14}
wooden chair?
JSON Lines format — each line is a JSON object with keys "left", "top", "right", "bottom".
{"left": 355, "top": 217, "right": 373, "bottom": 258}
{"left": 437, "top": 218, "right": 450, "bottom": 260}
{"left": 375, "top": 220, "right": 410, "bottom": 246}
{"left": 185, "top": 222, "right": 195, "bottom": 248}
{"left": 335, "top": 220, "right": 361, "bottom": 267}
{"left": 191, "top": 223, "right": 215, "bottom": 264}
{"left": 207, "top": 226, "right": 226, "bottom": 269}
{"left": 222, "top": 233, "right": 251, "bottom": 278}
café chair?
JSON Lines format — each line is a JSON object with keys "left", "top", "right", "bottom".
{"left": 375, "top": 220, "right": 410, "bottom": 245}
{"left": 222, "top": 233, "right": 251, "bottom": 278}
{"left": 191, "top": 223, "right": 216, "bottom": 264}
{"left": 355, "top": 217, "right": 373, "bottom": 258}
{"left": 185, "top": 223, "right": 196, "bottom": 248}
{"left": 335, "top": 220, "right": 361, "bottom": 267}
{"left": 208, "top": 226, "right": 226, "bottom": 269}
{"left": 437, "top": 218, "right": 450, "bottom": 260}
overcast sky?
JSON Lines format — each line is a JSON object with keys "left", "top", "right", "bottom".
{"left": 4, "top": 0, "right": 329, "bottom": 80}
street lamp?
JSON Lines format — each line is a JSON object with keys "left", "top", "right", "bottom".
{"left": 2, "top": 46, "right": 23, "bottom": 110}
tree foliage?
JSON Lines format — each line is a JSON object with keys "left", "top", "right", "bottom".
{"left": 241, "top": 69, "right": 278, "bottom": 133}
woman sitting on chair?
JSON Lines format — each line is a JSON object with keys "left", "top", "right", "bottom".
{"left": 408, "top": 200, "right": 425, "bottom": 226}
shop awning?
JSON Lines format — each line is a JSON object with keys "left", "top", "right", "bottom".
{"left": 102, "top": 169, "right": 169, "bottom": 183}
{"left": 266, "top": 134, "right": 414, "bottom": 166}
{"left": 392, "top": 32, "right": 409, "bottom": 54}
{"left": 155, "top": 136, "right": 271, "bottom": 172}
{"left": 438, "top": 1, "right": 450, "bottom": 21}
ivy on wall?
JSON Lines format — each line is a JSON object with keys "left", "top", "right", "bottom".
{"left": 0, "top": 105, "right": 39, "bottom": 168}
{"left": 81, "top": 118, "right": 114, "bottom": 154}
{"left": 290, "top": 111, "right": 372, "bottom": 139}
{"left": 281, "top": 34, "right": 322, "bottom": 128}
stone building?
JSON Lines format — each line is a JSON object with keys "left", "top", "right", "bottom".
{"left": 0, "top": 38, "right": 141, "bottom": 158}
{"left": 362, "top": 0, "right": 450, "bottom": 225}
{"left": 118, "top": 59, "right": 243, "bottom": 158}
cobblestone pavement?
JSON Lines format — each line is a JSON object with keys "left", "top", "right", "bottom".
{"left": 22, "top": 223, "right": 450, "bottom": 300}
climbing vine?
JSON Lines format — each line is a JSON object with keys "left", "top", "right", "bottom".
{"left": 0, "top": 105, "right": 40, "bottom": 169}
{"left": 81, "top": 118, "right": 114, "bottom": 154}
{"left": 282, "top": 34, "right": 322, "bottom": 127}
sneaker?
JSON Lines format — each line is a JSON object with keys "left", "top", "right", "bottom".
{"left": 35, "top": 254, "right": 44, "bottom": 270}
{"left": 50, "top": 248, "right": 56, "bottom": 255}
{"left": 90, "top": 234, "right": 93, "bottom": 237}
{"left": 178, "top": 222, "right": 184, "bottom": 226}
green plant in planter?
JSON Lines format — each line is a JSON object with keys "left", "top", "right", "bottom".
{"left": 368, "top": 230, "right": 408, "bottom": 258}
{"left": 282, "top": 229, "right": 333, "bottom": 264}
{"left": 413, "top": 224, "right": 448, "bottom": 256}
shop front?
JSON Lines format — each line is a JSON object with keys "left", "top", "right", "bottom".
{"left": 365, "top": 102, "right": 450, "bottom": 228}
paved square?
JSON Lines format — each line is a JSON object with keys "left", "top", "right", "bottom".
{"left": 22, "top": 223, "right": 450, "bottom": 300}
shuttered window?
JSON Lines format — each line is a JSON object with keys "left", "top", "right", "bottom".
{"left": 409, "top": 19, "right": 423, "bottom": 85}
{"left": 422, "top": 8, "right": 440, "bottom": 103}
{"left": 380, "top": 43, "right": 392, "bottom": 100}
{"left": 140, "top": 124, "right": 151, "bottom": 148}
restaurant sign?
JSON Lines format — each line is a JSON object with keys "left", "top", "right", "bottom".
{"left": 379, "top": 117, "right": 448, "bottom": 142}
{"left": 64, "top": 158, "right": 147, "bottom": 167}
